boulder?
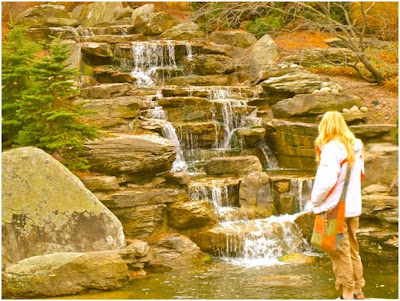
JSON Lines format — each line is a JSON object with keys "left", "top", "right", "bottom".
{"left": 77, "top": 25, "right": 136, "bottom": 36}
{"left": 209, "top": 30, "right": 257, "bottom": 48}
{"left": 265, "top": 119, "right": 318, "bottom": 169}
{"left": 2, "top": 147, "right": 125, "bottom": 264}
{"left": 183, "top": 54, "right": 235, "bottom": 75}
{"left": 16, "top": 4, "right": 79, "bottom": 28}
{"left": 114, "top": 6, "right": 134, "bottom": 20}
{"left": 77, "top": 97, "right": 142, "bottom": 129}
{"left": 131, "top": 4, "right": 155, "bottom": 24}
{"left": 93, "top": 66, "right": 136, "bottom": 83}
{"left": 80, "top": 83, "right": 131, "bottom": 99}
{"left": 26, "top": 26, "right": 79, "bottom": 42}
{"left": 272, "top": 93, "right": 361, "bottom": 122}
{"left": 77, "top": 75, "right": 97, "bottom": 88}
{"left": 283, "top": 47, "right": 358, "bottom": 66}
{"left": 134, "top": 12, "right": 180, "bottom": 35}
{"left": 167, "top": 200, "right": 218, "bottom": 230}
{"left": 82, "top": 176, "right": 120, "bottom": 192}
{"left": 235, "top": 128, "right": 266, "bottom": 147}
{"left": 362, "top": 184, "right": 388, "bottom": 195}
{"left": 350, "top": 124, "right": 397, "bottom": 143}
{"left": 244, "top": 34, "right": 280, "bottom": 79}
{"left": 362, "top": 195, "right": 398, "bottom": 224}
{"left": 165, "top": 75, "right": 232, "bottom": 86}
{"left": 204, "top": 156, "right": 262, "bottom": 176}
{"left": 261, "top": 71, "right": 339, "bottom": 96}
{"left": 96, "top": 188, "right": 187, "bottom": 209}
{"left": 239, "top": 172, "right": 276, "bottom": 218}
{"left": 160, "top": 22, "right": 205, "bottom": 40}
{"left": 72, "top": 2, "right": 123, "bottom": 27}
{"left": 84, "top": 134, "right": 175, "bottom": 183}
{"left": 148, "top": 234, "right": 204, "bottom": 270}
{"left": 2, "top": 251, "right": 129, "bottom": 298}
{"left": 58, "top": 40, "right": 81, "bottom": 70}
{"left": 363, "top": 143, "right": 398, "bottom": 187}
{"left": 81, "top": 43, "right": 113, "bottom": 65}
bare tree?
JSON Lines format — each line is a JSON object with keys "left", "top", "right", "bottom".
{"left": 266, "top": 2, "right": 384, "bottom": 83}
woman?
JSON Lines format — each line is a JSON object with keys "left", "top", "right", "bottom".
{"left": 311, "top": 111, "right": 365, "bottom": 300}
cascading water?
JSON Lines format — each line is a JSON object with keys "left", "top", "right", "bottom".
{"left": 290, "top": 178, "right": 314, "bottom": 213}
{"left": 258, "top": 142, "right": 279, "bottom": 170}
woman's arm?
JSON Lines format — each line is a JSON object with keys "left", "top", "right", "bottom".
{"left": 311, "top": 143, "right": 342, "bottom": 207}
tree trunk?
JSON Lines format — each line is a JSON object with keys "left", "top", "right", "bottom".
{"left": 359, "top": 54, "right": 385, "bottom": 84}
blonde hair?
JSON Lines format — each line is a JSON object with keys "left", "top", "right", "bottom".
{"left": 315, "top": 111, "right": 355, "bottom": 166}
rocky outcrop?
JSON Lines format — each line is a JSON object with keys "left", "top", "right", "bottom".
{"left": 204, "top": 156, "right": 263, "bottom": 176}
{"left": 72, "top": 2, "right": 123, "bottom": 27}
{"left": 80, "top": 83, "right": 131, "bottom": 99}
{"left": 81, "top": 43, "right": 113, "bottom": 65}
{"left": 167, "top": 200, "right": 218, "bottom": 230}
{"left": 60, "top": 40, "right": 81, "bottom": 70}
{"left": 82, "top": 34, "right": 146, "bottom": 44}
{"left": 77, "top": 97, "right": 142, "bottom": 130}
{"left": 134, "top": 12, "right": 180, "bottom": 35}
{"left": 2, "top": 251, "right": 129, "bottom": 298}
{"left": 282, "top": 47, "right": 358, "bottom": 66}
{"left": 26, "top": 26, "right": 79, "bottom": 42}
{"left": 82, "top": 176, "right": 120, "bottom": 192}
{"left": 235, "top": 128, "right": 266, "bottom": 147}
{"left": 2, "top": 147, "right": 125, "bottom": 265}
{"left": 165, "top": 75, "right": 232, "bottom": 86}
{"left": 261, "top": 71, "right": 341, "bottom": 96}
{"left": 184, "top": 54, "right": 236, "bottom": 75}
{"left": 209, "top": 30, "right": 257, "bottom": 48}
{"left": 160, "top": 22, "right": 205, "bottom": 40}
{"left": 16, "top": 4, "right": 79, "bottom": 28}
{"left": 362, "top": 194, "right": 398, "bottom": 224}
{"left": 148, "top": 234, "right": 204, "bottom": 270}
{"left": 239, "top": 172, "right": 276, "bottom": 218}
{"left": 173, "top": 122, "right": 222, "bottom": 147}
{"left": 84, "top": 134, "right": 176, "bottom": 183}
{"left": 93, "top": 66, "right": 136, "bottom": 83}
{"left": 272, "top": 93, "right": 361, "bottom": 122}
{"left": 130, "top": 4, "right": 155, "bottom": 24}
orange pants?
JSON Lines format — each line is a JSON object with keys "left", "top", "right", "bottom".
{"left": 329, "top": 216, "right": 365, "bottom": 292}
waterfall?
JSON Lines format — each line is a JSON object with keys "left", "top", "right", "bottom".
{"left": 185, "top": 43, "right": 193, "bottom": 61}
{"left": 258, "top": 142, "right": 279, "bottom": 169}
{"left": 290, "top": 178, "right": 314, "bottom": 213}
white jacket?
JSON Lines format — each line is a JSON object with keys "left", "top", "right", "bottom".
{"left": 311, "top": 139, "right": 364, "bottom": 217}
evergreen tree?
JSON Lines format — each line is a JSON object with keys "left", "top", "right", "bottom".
{"left": 16, "top": 37, "right": 97, "bottom": 170}
{"left": 2, "top": 25, "right": 41, "bottom": 148}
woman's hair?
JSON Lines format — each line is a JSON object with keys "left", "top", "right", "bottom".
{"left": 315, "top": 111, "right": 355, "bottom": 166}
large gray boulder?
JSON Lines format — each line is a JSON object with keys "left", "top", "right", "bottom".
{"left": 16, "top": 4, "right": 79, "bottom": 28}
{"left": 209, "top": 30, "right": 257, "bottom": 48}
{"left": 160, "top": 22, "right": 205, "bottom": 40}
{"left": 84, "top": 134, "right": 176, "bottom": 183}
{"left": 239, "top": 172, "right": 276, "bottom": 218}
{"left": 2, "top": 147, "right": 125, "bottom": 264}
{"left": 2, "top": 251, "right": 129, "bottom": 298}
{"left": 131, "top": 4, "right": 155, "bottom": 24}
{"left": 72, "top": 2, "right": 123, "bottom": 27}
{"left": 205, "top": 156, "right": 263, "bottom": 176}
{"left": 272, "top": 93, "right": 361, "bottom": 122}
{"left": 134, "top": 12, "right": 180, "bottom": 35}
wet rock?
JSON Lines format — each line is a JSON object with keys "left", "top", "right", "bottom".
{"left": 97, "top": 188, "right": 187, "bottom": 209}
{"left": 165, "top": 75, "right": 232, "bottom": 86}
{"left": 148, "top": 234, "right": 203, "bottom": 270}
{"left": 82, "top": 176, "right": 120, "bottom": 192}
{"left": 362, "top": 184, "right": 388, "bottom": 195}
{"left": 209, "top": 30, "right": 257, "bottom": 48}
{"left": 272, "top": 180, "right": 290, "bottom": 193}
{"left": 173, "top": 122, "right": 222, "bottom": 147}
{"left": 2, "top": 251, "right": 129, "bottom": 298}
{"left": 93, "top": 66, "right": 136, "bottom": 83}
{"left": 131, "top": 4, "right": 155, "bottom": 24}
{"left": 272, "top": 93, "right": 361, "bottom": 122}
{"left": 261, "top": 71, "right": 339, "bottom": 96}
{"left": 184, "top": 54, "right": 235, "bottom": 75}
{"left": 239, "top": 172, "right": 276, "bottom": 218}
{"left": 84, "top": 134, "right": 175, "bottom": 183}
{"left": 160, "top": 22, "right": 205, "bottom": 40}
{"left": 134, "top": 12, "right": 180, "bottom": 35}
{"left": 26, "top": 26, "right": 79, "bottom": 42}
{"left": 362, "top": 194, "right": 398, "bottom": 224}
{"left": 16, "top": 4, "right": 79, "bottom": 28}
{"left": 205, "top": 156, "right": 262, "bottom": 176}
{"left": 256, "top": 275, "right": 312, "bottom": 287}
{"left": 80, "top": 83, "right": 131, "bottom": 99}
{"left": 167, "top": 200, "right": 218, "bottom": 230}
{"left": 82, "top": 34, "right": 146, "bottom": 44}
{"left": 2, "top": 147, "right": 125, "bottom": 264}
{"left": 72, "top": 2, "right": 123, "bottom": 27}
{"left": 77, "top": 97, "right": 141, "bottom": 129}
{"left": 278, "top": 253, "right": 315, "bottom": 265}
{"left": 112, "top": 204, "right": 167, "bottom": 239}
{"left": 363, "top": 143, "right": 398, "bottom": 187}
{"left": 265, "top": 119, "right": 318, "bottom": 169}
{"left": 294, "top": 212, "right": 314, "bottom": 241}
{"left": 235, "top": 128, "right": 266, "bottom": 147}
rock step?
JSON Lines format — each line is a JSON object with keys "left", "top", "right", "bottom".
{"left": 161, "top": 85, "right": 262, "bottom": 98}
{"left": 77, "top": 25, "right": 136, "bottom": 36}
{"left": 81, "top": 34, "right": 146, "bottom": 43}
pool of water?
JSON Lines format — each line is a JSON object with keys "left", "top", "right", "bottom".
{"left": 56, "top": 256, "right": 398, "bottom": 299}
